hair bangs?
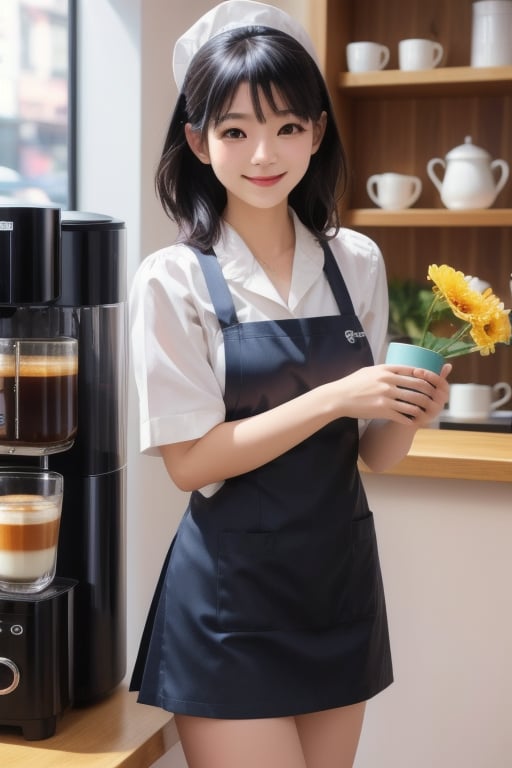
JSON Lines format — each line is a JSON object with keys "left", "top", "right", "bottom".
{"left": 191, "top": 28, "right": 324, "bottom": 132}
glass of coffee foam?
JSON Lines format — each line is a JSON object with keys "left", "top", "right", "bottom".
{"left": 0, "top": 469, "right": 63, "bottom": 593}
{"left": 0, "top": 337, "right": 78, "bottom": 453}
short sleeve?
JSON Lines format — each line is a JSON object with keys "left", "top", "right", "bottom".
{"left": 355, "top": 239, "right": 388, "bottom": 365}
{"left": 129, "top": 247, "right": 226, "bottom": 455}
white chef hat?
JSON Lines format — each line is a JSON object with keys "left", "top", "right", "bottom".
{"left": 173, "top": 0, "right": 319, "bottom": 90}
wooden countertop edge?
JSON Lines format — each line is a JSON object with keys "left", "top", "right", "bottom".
{"left": 0, "top": 684, "right": 179, "bottom": 768}
{"left": 360, "top": 429, "right": 512, "bottom": 483}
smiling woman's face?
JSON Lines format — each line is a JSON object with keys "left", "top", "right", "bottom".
{"left": 186, "top": 82, "right": 326, "bottom": 215}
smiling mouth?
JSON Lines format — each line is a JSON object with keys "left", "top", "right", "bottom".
{"left": 244, "top": 173, "right": 286, "bottom": 187}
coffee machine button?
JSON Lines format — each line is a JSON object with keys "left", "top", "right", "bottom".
{"left": 10, "top": 624, "right": 23, "bottom": 636}
{"left": 0, "top": 658, "right": 20, "bottom": 695}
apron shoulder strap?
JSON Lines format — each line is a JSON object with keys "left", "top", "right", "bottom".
{"left": 191, "top": 247, "right": 239, "bottom": 329}
{"left": 320, "top": 242, "right": 356, "bottom": 316}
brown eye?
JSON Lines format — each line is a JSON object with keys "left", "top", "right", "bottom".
{"left": 222, "top": 128, "right": 245, "bottom": 139}
{"left": 278, "top": 123, "right": 305, "bottom": 135}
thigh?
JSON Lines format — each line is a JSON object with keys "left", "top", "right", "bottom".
{"left": 295, "top": 702, "right": 366, "bottom": 768}
{"left": 174, "top": 714, "right": 308, "bottom": 768}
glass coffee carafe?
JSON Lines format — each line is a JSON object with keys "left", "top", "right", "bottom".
{"left": 0, "top": 338, "right": 78, "bottom": 454}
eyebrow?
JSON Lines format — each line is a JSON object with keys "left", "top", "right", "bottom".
{"left": 217, "top": 108, "right": 297, "bottom": 124}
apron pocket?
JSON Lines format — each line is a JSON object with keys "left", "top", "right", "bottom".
{"left": 217, "top": 515, "right": 381, "bottom": 632}
{"left": 217, "top": 529, "right": 351, "bottom": 632}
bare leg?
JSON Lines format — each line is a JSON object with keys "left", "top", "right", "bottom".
{"left": 175, "top": 714, "right": 308, "bottom": 768}
{"left": 295, "top": 702, "right": 366, "bottom": 768}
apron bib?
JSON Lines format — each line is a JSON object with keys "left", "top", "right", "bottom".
{"left": 130, "top": 242, "right": 393, "bottom": 718}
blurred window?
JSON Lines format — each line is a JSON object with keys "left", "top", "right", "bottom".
{"left": 0, "top": 0, "right": 75, "bottom": 207}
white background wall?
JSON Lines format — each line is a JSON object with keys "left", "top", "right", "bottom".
{"left": 77, "top": 2, "right": 512, "bottom": 766}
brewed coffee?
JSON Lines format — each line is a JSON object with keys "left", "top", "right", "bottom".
{"left": 0, "top": 339, "right": 78, "bottom": 448}
{"left": 1, "top": 357, "right": 78, "bottom": 444}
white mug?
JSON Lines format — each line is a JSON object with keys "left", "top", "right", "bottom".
{"left": 398, "top": 38, "right": 444, "bottom": 70}
{"left": 346, "top": 41, "right": 390, "bottom": 72}
{"left": 448, "top": 382, "right": 512, "bottom": 419}
{"left": 366, "top": 172, "right": 422, "bottom": 210}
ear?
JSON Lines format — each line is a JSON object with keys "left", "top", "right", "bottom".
{"left": 184, "top": 123, "right": 210, "bottom": 164}
{"left": 311, "top": 111, "right": 327, "bottom": 155}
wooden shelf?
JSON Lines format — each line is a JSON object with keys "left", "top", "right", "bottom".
{"left": 319, "top": 0, "right": 512, "bottom": 393}
{"left": 361, "top": 429, "right": 512, "bottom": 483}
{"left": 339, "top": 65, "right": 512, "bottom": 97}
{"left": 343, "top": 208, "right": 512, "bottom": 227}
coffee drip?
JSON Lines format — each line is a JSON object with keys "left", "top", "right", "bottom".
{"left": 0, "top": 204, "right": 127, "bottom": 739}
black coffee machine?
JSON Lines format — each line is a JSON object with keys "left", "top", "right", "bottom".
{"left": 0, "top": 204, "right": 127, "bottom": 739}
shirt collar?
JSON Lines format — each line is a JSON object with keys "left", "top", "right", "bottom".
{"left": 215, "top": 210, "right": 325, "bottom": 311}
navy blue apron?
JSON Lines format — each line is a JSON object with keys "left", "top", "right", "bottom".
{"left": 130, "top": 242, "right": 392, "bottom": 718}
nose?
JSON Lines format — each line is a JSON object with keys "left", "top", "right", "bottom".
{"left": 251, "top": 135, "right": 277, "bottom": 165}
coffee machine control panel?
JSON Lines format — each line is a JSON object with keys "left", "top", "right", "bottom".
{"left": 0, "top": 617, "right": 25, "bottom": 636}
{"left": 0, "top": 615, "right": 26, "bottom": 695}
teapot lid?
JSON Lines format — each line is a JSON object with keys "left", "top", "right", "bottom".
{"left": 446, "top": 136, "right": 490, "bottom": 160}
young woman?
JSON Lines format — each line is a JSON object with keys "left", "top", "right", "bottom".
{"left": 129, "top": 3, "right": 451, "bottom": 767}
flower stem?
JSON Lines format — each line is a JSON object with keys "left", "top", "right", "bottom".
{"left": 436, "top": 322, "right": 472, "bottom": 355}
{"left": 419, "top": 294, "right": 443, "bottom": 347}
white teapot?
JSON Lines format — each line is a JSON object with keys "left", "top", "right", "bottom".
{"left": 427, "top": 136, "right": 509, "bottom": 209}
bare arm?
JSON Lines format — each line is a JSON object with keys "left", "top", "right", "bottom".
{"left": 161, "top": 363, "right": 451, "bottom": 491}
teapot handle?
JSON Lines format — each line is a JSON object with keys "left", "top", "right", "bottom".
{"left": 491, "top": 159, "right": 510, "bottom": 198}
{"left": 427, "top": 158, "right": 445, "bottom": 194}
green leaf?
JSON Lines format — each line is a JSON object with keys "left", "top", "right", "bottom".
{"left": 387, "top": 279, "right": 452, "bottom": 339}
{"left": 420, "top": 331, "right": 477, "bottom": 358}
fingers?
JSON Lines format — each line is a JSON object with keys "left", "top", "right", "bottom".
{"left": 388, "top": 364, "right": 450, "bottom": 397}
{"left": 341, "top": 364, "right": 451, "bottom": 424}
{"left": 389, "top": 365, "right": 450, "bottom": 424}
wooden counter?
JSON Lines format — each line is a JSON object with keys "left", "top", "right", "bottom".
{"left": 0, "top": 684, "right": 178, "bottom": 768}
{"left": 362, "top": 429, "right": 512, "bottom": 483}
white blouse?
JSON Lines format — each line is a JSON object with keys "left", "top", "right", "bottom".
{"left": 130, "top": 211, "right": 388, "bottom": 459}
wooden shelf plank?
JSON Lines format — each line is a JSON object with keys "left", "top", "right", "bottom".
{"left": 338, "top": 65, "right": 512, "bottom": 97}
{"left": 343, "top": 208, "right": 512, "bottom": 227}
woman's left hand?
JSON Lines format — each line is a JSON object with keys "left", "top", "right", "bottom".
{"left": 390, "top": 361, "right": 452, "bottom": 428}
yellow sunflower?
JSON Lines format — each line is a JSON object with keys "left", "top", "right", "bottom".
{"left": 417, "top": 264, "right": 511, "bottom": 358}
{"left": 427, "top": 264, "right": 486, "bottom": 322}
{"left": 470, "top": 309, "right": 512, "bottom": 355}
{"left": 478, "top": 289, "right": 508, "bottom": 322}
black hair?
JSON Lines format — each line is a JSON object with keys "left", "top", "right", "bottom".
{"left": 156, "top": 26, "right": 347, "bottom": 250}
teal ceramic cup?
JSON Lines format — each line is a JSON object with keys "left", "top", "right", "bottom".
{"left": 385, "top": 341, "right": 445, "bottom": 374}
